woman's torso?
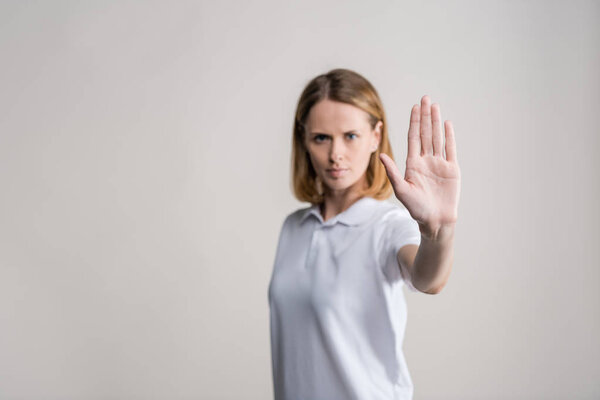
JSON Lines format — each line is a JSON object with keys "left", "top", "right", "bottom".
{"left": 268, "top": 197, "right": 421, "bottom": 400}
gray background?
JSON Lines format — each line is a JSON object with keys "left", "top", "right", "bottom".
{"left": 1, "top": 1, "right": 599, "bottom": 399}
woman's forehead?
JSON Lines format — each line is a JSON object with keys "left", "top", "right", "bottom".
{"left": 307, "top": 100, "right": 370, "bottom": 132}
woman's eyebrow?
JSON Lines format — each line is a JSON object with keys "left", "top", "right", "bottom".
{"left": 310, "top": 130, "right": 359, "bottom": 135}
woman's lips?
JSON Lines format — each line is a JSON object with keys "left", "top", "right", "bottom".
{"left": 327, "top": 168, "right": 347, "bottom": 177}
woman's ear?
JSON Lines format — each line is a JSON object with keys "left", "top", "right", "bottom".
{"left": 374, "top": 120, "right": 383, "bottom": 147}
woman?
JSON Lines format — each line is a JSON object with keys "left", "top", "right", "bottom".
{"left": 268, "top": 68, "right": 461, "bottom": 400}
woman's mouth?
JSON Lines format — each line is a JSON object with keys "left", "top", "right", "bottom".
{"left": 327, "top": 168, "right": 348, "bottom": 178}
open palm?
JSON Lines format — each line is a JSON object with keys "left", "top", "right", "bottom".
{"left": 379, "top": 95, "right": 461, "bottom": 235}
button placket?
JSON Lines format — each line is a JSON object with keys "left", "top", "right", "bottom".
{"left": 305, "top": 226, "right": 321, "bottom": 269}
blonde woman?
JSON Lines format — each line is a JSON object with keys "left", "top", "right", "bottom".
{"left": 268, "top": 68, "right": 461, "bottom": 400}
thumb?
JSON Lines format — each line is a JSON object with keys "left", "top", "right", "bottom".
{"left": 379, "top": 153, "right": 409, "bottom": 195}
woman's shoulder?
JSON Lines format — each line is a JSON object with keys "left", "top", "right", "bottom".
{"left": 372, "top": 198, "right": 412, "bottom": 218}
{"left": 277, "top": 203, "right": 317, "bottom": 231}
{"left": 288, "top": 203, "right": 316, "bottom": 220}
{"left": 370, "top": 199, "right": 418, "bottom": 234}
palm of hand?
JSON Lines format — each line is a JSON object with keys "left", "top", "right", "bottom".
{"left": 380, "top": 95, "right": 461, "bottom": 234}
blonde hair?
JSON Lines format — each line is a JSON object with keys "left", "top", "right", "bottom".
{"left": 292, "top": 68, "right": 395, "bottom": 204}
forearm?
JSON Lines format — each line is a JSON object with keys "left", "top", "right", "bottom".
{"left": 411, "top": 223, "right": 456, "bottom": 294}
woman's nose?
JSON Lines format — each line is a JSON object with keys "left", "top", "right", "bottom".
{"left": 329, "top": 141, "right": 344, "bottom": 162}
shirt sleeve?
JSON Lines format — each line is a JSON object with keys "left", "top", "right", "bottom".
{"left": 379, "top": 207, "right": 422, "bottom": 292}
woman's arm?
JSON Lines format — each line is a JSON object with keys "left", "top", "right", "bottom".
{"left": 397, "top": 224, "right": 455, "bottom": 294}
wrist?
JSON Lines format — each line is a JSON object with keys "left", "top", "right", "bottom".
{"left": 419, "top": 222, "right": 456, "bottom": 242}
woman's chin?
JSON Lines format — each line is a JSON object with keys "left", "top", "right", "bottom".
{"left": 323, "top": 178, "right": 356, "bottom": 192}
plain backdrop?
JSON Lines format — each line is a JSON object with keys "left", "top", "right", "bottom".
{"left": 1, "top": 1, "right": 599, "bottom": 399}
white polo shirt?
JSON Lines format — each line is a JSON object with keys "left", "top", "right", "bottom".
{"left": 268, "top": 196, "right": 422, "bottom": 400}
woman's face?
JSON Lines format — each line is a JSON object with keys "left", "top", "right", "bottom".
{"left": 304, "top": 99, "right": 382, "bottom": 195}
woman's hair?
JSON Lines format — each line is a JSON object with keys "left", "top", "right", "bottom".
{"left": 292, "top": 68, "right": 395, "bottom": 204}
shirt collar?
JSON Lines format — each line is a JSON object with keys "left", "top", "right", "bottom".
{"left": 299, "top": 197, "right": 380, "bottom": 227}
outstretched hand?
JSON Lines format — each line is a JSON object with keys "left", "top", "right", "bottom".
{"left": 379, "top": 95, "right": 461, "bottom": 239}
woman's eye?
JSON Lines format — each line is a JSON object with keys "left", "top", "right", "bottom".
{"left": 314, "top": 135, "right": 329, "bottom": 142}
{"left": 347, "top": 133, "right": 358, "bottom": 140}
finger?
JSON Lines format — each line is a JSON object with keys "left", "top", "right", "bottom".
{"left": 431, "top": 103, "right": 443, "bottom": 157}
{"left": 444, "top": 120, "right": 457, "bottom": 162}
{"left": 420, "top": 95, "right": 432, "bottom": 156}
{"left": 379, "top": 153, "right": 407, "bottom": 193}
{"left": 407, "top": 104, "right": 421, "bottom": 159}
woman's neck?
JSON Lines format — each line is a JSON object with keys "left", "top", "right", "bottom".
{"left": 320, "top": 186, "right": 367, "bottom": 222}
